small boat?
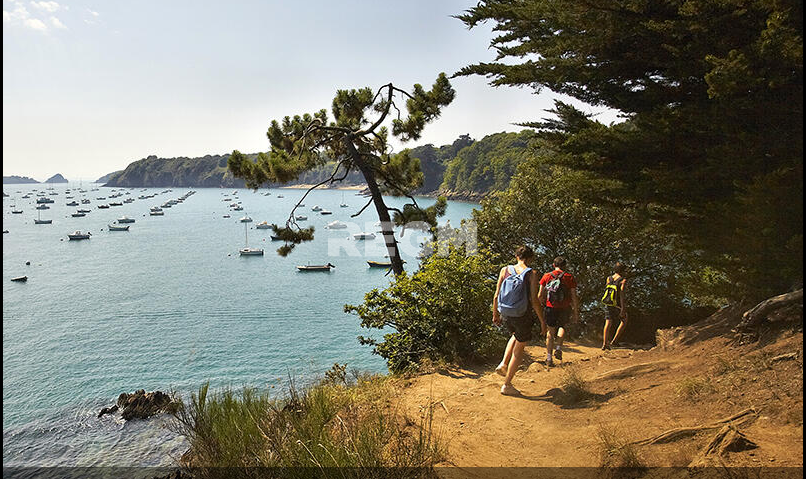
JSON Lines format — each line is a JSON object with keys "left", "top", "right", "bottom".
{"left": 107, "top": 224, "right": 130, "bottom": 231}
{"left": 367, "top": 261, "right": 393, "bottom": 268}
{"left": 353, "top": 232, "right": 376, "bottom": 240}
{"left": 239, "top": 216, "right": 253, "bottom": 223}
{"left": 295, "top": 215, "right": 308, "bottom": 221}
{"left": 35, "top": 209, "right": 52, "bottom": 224}
{"left": 97, "top": 204, "right": 110, "bottom": 209}
{"left": 150, "top": 210, "right": 164, "bottom": 216}
{"left": 36, "top": 197, "right": 54, "bottom": 204}
{"left": 298, "top": 203, "right": 305, "bottom": 207}
{"left": 116, "top": 216, "right": 136, "bottom": 223}
{"left": 276, "top": 194, "right": 284, "bottom": 198}
{"left": 239, "top": 221, "right": 263, "bottom": 255}
{"left": 270, "top": 235, "right": 283, "bottom": 241}
{"left": 109, "top": 202, "right": 123, "bottom": 206}
{"left": 11, "top": 276, "right": 28, "bottom": 282}
{"left": 320, "top": 210, "right": 333, "bottom": 215}
{"left": 311, "top": 205, "right": 322, "bottom": 212}
{"left": 325, "top": 221, "right": 347, "bottom": 229}
{"left": 124, "top": 198, "right": 134, "bottom": 203}
{"left": 81, "top": 199, "right": 91, "bottom": 204}
{"left": 77, "top": 208, "right": 91, "bottom": 213}
{"left": 297, "top": 263, "right": 335, "bottom": 272}
{"left": 71, "top": 212, "right": 86, "bottom": 217}
{"left": 11, "top": 209, "right": 23, "bottom": 214}
{"left": 150, "top": 206, "right": 162, "bottom": 212}
{"left": 35, "top": 204, "right": 50, "bottom": 210}
{"left": 255, "top": 221, "right": 271, "bottom": 229}
{"left": 232, "top": 206, "right": 243, "bottom": 211}
{"left": 68, "top": 231, "right": 91, "bottom": 240}
{"left": 340, "top": 193, "right": 348, "bottom": 207}
{"left": 66, "top": 201, "right": 79, "bottom": 206}
{"left": 222, "top": 214, "right": 231, "bottom": 218}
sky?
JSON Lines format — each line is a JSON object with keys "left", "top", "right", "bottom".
{"left": 3, "top": 0, "right": 620, "bottom": 181}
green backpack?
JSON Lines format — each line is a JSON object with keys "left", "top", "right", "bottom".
{"left": 601, "top": 276, "right": 623, "bottom": 307}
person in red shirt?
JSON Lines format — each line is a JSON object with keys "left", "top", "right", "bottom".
{"left": 538, "top": 256, "right": 580, "bottom": 366}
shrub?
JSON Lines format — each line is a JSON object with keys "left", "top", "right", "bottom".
{"left": 346, "top": 246, "right": 503, "bottom": 373}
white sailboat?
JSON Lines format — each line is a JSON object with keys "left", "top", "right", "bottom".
{"left": 34, "top": 208, "right": 52, "bottom": 224}
{"left": 340, "top": 192, "right": 348, "bottom": 208}
{"left": 239, "top": 221, "right": 264, "bottom": 256}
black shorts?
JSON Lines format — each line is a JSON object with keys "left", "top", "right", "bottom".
{"left": 545, "top": 307, "right": 571, "bottom": 329}
{"left": 605, "top": 306, "right": 624, "bottom": 321}
{"left": 502, "top": 314, "right": 533, "bottom": 342}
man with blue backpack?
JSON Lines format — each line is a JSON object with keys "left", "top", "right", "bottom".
{"left": 492, "top": 246, "right": 546, "bottom": 395}
{"left": 538, "top": 257, "right": 580, "bottom": 366}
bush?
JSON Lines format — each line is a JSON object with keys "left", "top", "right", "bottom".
{"left": 346, "top": 246, "right": 503, "bottom": 373}
{"left": 172, "top": 374, "right": 442, "bottom": 478}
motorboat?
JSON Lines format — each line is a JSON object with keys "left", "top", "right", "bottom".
{"left": 276, "top": 194, "right": 284, "bottom": 198}
{"left": 150, "top": 206, "right": 162, "bottom": 212}
{"left": 150, "top": 210, "right": 164, "bottom": 216}
{"left": 77, "top": 208, "right": 91, "bottom": 213}
{"left": 232, "top": 206, "right": 243, "bottom": 211}
{"left": 66, "top": 201, "right": 79, "bottom": 206}
{"left": 71, "top": 212, "right": 86, "bottom": 217}
{"left": 311, "top": 205, "right": 322, "bottom": 212}
{"left": 36, "top": 197, "right": 54, "bottom": 204}
{"left": 97, "top": 204, "right": 110, "bottom": 209}
{"left": 11, "top": 275, "right": 28, "bottom": 282}
{"left": 109, "top": 201, "right": 123, "bottom": 206}
{"left": 222, "top": 214, "right": 231, "bottom": 218}
{"left": 116, "top": 216, "right": 135, "bottom": 223}
{"left": 270, "top": 235, "right": 284, "bottom": 241}
{"left": 11, "top": 210, "right": 22, "bottom": 214}
{"left": 367, "top": 261, "right": 393, "bottom": 268}
{"left": 107, "top": 224, "right": 130, "bottom": 231}
{"left": 239, "top": 216, "right": 253, "bottom": 223}
{"left": 320, "top": 210, "right": 333, "bottom": 215}
{"left": 68, "top": 231, "right": 91, "bottom": 240}
{"left": 81, "top": 199, "right": 91, "bottom": 204}
{"left": 325, "top": 221, "right": 347, "bottom": 229}
{"left": 353, "top": 232, "right": 376, "bottom": 240}
{"left": 295, "top": 215, "right": 308, "bottom": 221}
{"left": 35, "top": 204, "right": 50, "bottom": 210}
{"left": 297, "top": 263, "right": 335, "bottom": 272}
{"left": 255, "top": 221, "right": 271, "bottom": 229}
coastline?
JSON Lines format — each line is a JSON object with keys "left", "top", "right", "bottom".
{"left": 279, "top": 183, "right": 486, "bottom": 203}
{"left": 278, "top": 183, "right": 367, "bottom": 191}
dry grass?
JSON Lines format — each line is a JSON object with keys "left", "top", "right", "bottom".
{"left": 675, "top": 376, "right": 716, "bottom": 400}
{"left": 596, "top": 423, "right": 646, "bottom": 477}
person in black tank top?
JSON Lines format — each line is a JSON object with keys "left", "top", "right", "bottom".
{"left": 602, "top": 262, "right": 629, "bottom": 350}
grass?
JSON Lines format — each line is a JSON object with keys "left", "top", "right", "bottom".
{"left": 674, "top": 376, "right": 716, "bottom": 400}
{"left": 560, "top": 365, "right": 592, "bottom": 403}
{"left": 171, "top": 368, "right": 442, "bottom": 478}
{"left": 596, "top": 424, "right": 646, "bottom": 477}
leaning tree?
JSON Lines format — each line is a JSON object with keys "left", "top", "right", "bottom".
{"left": 228, "top": 74, "right": 455, "bottom": 275}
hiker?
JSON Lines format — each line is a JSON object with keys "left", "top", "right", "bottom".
{"left": 538, "top": 256, "right": 579, "bottom": 366}
{"left": 492, "top": 246, "right": 546, "bottom": 395}
{"left": 601, "top": 262, "right": 629, "bottom": 350}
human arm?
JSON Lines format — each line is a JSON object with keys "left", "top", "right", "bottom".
{"left": 531, "top": 271, "right": 546, "bottom": 332}
{"left": 571, "top": 287, "right": 580, "bottom": 323}
{"left": 492, "top": 267, "right": 507, "bottom": 325}
{"left": 619, "top": 280, "right": 628, "bottom": 319}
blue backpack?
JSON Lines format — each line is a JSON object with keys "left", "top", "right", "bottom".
{"left": 497, "top": 266, "right": 532, "bottom": 316}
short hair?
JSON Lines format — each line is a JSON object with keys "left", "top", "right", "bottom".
{"left": 614, "top": 262, "right": 627, "bottom": 275}
{"left": 515, "top": 245, "right": 535, "bottom": 261}
{"left": 553, "top": 256, "right": 566, "bottom": 268}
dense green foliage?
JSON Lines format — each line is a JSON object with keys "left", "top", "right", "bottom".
{"left": 440, "top": 130, "right": 537, "bottom": 195}
{"left": 105, "top": 154, "right": 252, "bottom": 188}
{"left": 228, "top": 76, "right": 455, "bottom": 272}
{"left": 172, "top": 375, "right": 441, "bottom": 477}
{"left": 346, "top": 247, "right": 502, "bottom": 373}
{"left": 457, "top": 0, "right": 803, "bottom": 300}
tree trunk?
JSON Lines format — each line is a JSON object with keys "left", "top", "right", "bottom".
{"left": 346, "top": 141, "right": 405, "bottom": 275}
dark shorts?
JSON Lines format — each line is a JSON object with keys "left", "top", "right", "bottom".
{"left": 545, "top": 307, "right": 571, "bottom": 329}
{"left": 502, "top": 314, "right": 533, "bottom": 342}
{"left": 605, "top": 306, "right": 624, "bottom": 321}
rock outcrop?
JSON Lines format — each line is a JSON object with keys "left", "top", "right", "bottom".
{"left": 98, "top": 389, "right": 178, "bottom": 420}
{"left": 3, "top": 175, "right": 39, "bottom": 184}
{"left": 44, "top": 174, "right": 68, "bottom": 183}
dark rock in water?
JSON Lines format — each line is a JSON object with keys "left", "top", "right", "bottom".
{"left": 116, "top": 389, "right": 178, "bottom": 420}
{"left": 97, "top": 405, "right": 119, "bottom": 418}
{"left": 150, "top": 470, "right": 185, "bottom": 479}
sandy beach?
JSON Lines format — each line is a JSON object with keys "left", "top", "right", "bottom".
{"left": 278, "top": 183, "right": 367, "bottom": 191}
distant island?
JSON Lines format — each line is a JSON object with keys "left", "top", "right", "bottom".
{"left": 100, "top": 131, "right": 536, "bottom": 200}
{"left": 3, "top": 175, "right": 40, "bottom": 184}
{"left": 44, "top": 174, "right": 68, "bottom": 183}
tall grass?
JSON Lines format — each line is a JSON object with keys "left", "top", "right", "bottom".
{"left": 596, "top": 424, "right": 645, "bottom": 478}
{"left": 171, "top": 372, "right": 442, "bottom": 478}
{"left": 560, "top": 365, "right": 591, "bottom": 403}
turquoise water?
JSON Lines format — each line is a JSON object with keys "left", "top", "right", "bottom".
{"left": 2, "top": 183, "right": 478, "bottom": 466}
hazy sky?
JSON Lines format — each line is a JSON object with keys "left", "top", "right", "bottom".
{"left": 3, "top": 0, "right": 619, "bottom": 181}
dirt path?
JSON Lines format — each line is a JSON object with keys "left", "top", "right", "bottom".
{"left": 397, "top": 333, "right": 804, "bottom": 470}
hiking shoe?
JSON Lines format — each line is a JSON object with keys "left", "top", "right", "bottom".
{"left": 601, "top": 344, "right": 611, "bottom": 351}
{"left": 546, "top": 357, "right": 555, "bottom": 367}
{"left": 495, "top": 363, "right": 507, "bottom": 377}
{"left": 500, "top": 384, "right": 520, "bottom": 396}
{"left": 554, "top": 348, "right": 563, "bottom": 361}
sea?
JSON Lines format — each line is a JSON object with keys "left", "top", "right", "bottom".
{"left": 2, "top": 183, "right": 478, "bottom": 468}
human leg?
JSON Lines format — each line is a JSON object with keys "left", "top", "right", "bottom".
{"left": 603, "top": 319, "right": 613, "bottom": 348}
{"left": 505, "top": 340, "right": 527, "bottom": 386}
{"left": 497, "top": 335, "right": 517, "bottom": 376}
{"left": 611, "top": 317, "right": 628, "bottom": 345}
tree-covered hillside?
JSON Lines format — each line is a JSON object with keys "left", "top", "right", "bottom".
{"left": 103, "top": 154, "right": 255, "bottom": 187}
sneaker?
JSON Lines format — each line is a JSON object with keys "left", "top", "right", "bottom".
{"left": 546, "top": 356, "right": 555, "bottom": 367}
{"left": 501, "top": 384, "right": 520, "bottom": 396}
{"left": 495, "top": 363, "right": 507, "bottom": 377}
{"left": 554, "top": 348, "right": 563, "bottom": 361}
{"left": 601, "top": 344, "right": 611, "bottom": 351}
